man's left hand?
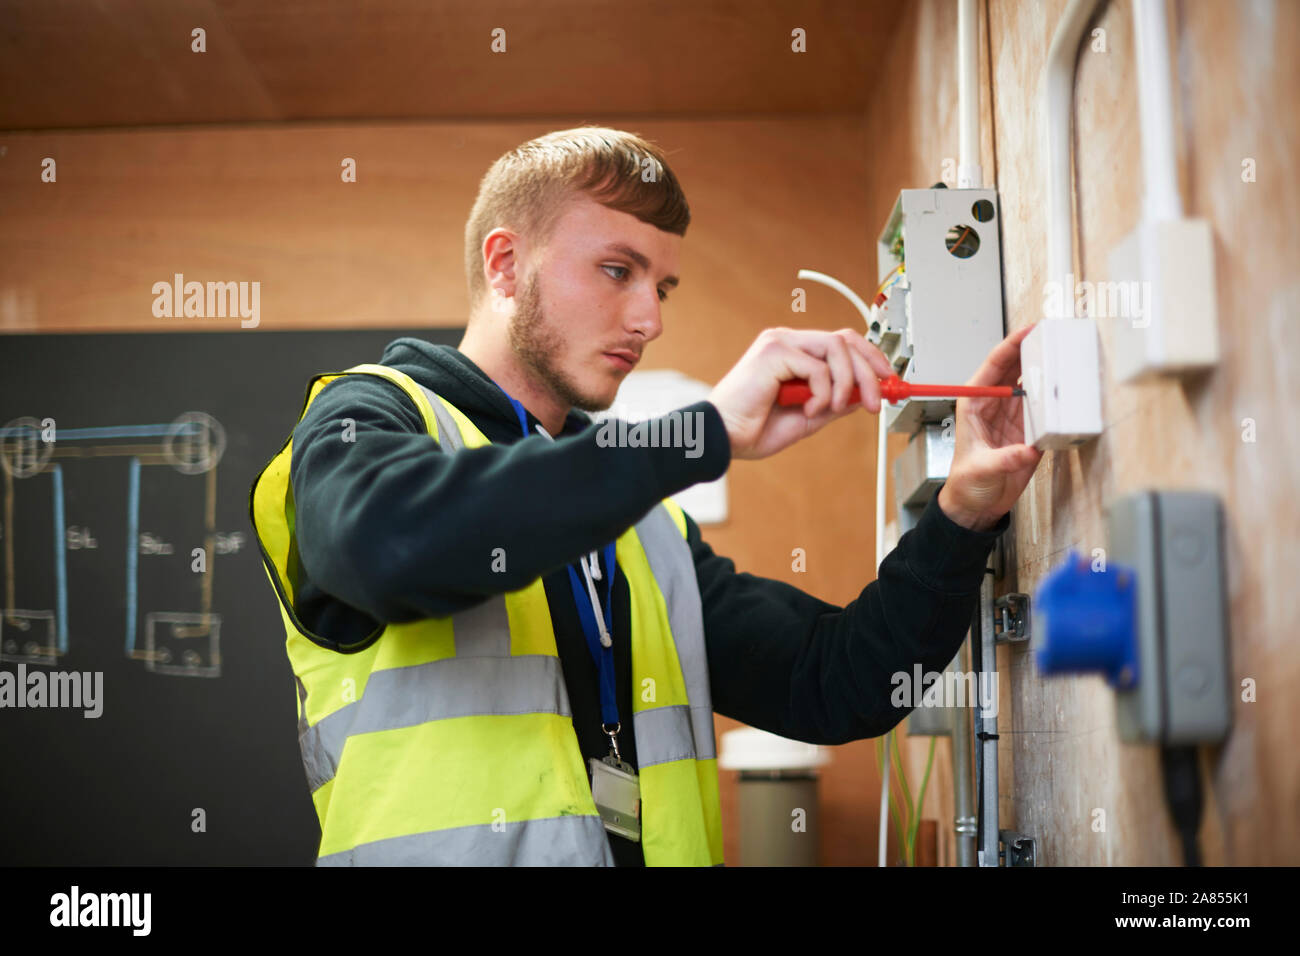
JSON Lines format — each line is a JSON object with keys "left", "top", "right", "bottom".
{"left": 937, "top": 322, "right": 1043, "bottom": 532}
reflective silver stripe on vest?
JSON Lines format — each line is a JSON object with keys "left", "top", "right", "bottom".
{"left": 632, "top": 703, "right": 696, "bottom": 766}
{"left": 416, "top": 384, "right": 464, "bottom": 452}
{"left": 297, "top": 675, "right": 338, "bottom": 792}
{"left": 415, "top": 384, "right": 513, "bottom": 658}
{"left": 632, "top": 503, "right": 718, "bottom": 765}
{"left": 298, "top": 655, "right": 571, "bottom": 792}
{"left": 449, "top": 590, "right": 511, "bottom": 658}
{"left": 317, "top": 814, "right": 616, "bottom": 866}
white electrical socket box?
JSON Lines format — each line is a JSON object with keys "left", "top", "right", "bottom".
{"left": 874, "top": 188, "right": 1006, "bottom": 435}
{"left": 1021, "top": 318, "right": 1104, "bottom": 449}
{"left": 1107, "top": 218, "right": 1219, "bottom": 382}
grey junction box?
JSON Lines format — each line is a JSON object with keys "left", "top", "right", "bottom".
{"left": 1106, "top": 490, "right": 1233, "bottom": 744}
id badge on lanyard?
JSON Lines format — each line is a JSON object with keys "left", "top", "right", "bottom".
{"left": 590, "top": 752, "right": 641, "bottom": 842}
{"left": 570, "top": 546, "right": 642, "bottom": 844}
{"left": 498, "top": 384, "right": 642, "bottom": 843}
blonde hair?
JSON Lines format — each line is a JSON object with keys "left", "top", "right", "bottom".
{"left": 463, "top": 126, "right": 690, "bottom": 308}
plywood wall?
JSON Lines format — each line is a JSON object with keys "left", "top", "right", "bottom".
{"left": 0, "top": 115, "right": 903, "bottom": 865}
{"left": 884, "top": 0, "right": 1300, "bottom": 865}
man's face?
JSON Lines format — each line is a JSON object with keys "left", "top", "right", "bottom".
{"left": 506, "top": 193, "right": 681, "bottom": 414}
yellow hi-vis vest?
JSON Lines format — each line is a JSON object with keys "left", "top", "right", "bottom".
{"left": 249, "top": 363, "right": 724, "bottom": 866}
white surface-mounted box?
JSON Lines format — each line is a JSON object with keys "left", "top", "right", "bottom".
{"left": 1108, "top": 218, "right": 1219, "bottom": 383}
{"left": 1021, "top": 319, "right": 1104, "bottom": 449}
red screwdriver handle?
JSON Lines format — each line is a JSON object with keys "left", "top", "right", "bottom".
{"left": 776, "top": 377, "right": 904, "bottom": 406}
{"left": 776, "top": 376, "right": 1016, "bottom": 407}
{"left": 880, "top": 376, "right": 908, "bottom": 403}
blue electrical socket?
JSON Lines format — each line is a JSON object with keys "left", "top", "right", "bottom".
{"left": 1033, "top": 551, "right": 1140, "bottom": 689}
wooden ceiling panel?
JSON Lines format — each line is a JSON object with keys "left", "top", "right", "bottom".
{"left": 0, "top": 0, "right": 899, "bottom": 129}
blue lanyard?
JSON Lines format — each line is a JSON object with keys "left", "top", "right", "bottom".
{"left": 492, "top": 380, "right": 621, "bottom": 730}
{"left": 567, "top": 545, "right": 619, "bottom": 728}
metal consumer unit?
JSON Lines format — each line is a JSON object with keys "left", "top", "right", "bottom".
{"left": 873, "top": 187, "right": 1007, "bottom": 435}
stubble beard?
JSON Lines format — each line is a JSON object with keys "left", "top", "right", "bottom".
{"left": 508, "top": 270, "right": 615, "bottom": 414}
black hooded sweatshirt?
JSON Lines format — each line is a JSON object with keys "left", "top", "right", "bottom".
{"left": 284, "top": 335, "right": 1009, "bottom": 866}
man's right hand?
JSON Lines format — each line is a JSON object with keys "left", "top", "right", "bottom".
{"left": 707, "top": 327, "right": 894, "bottom": 460}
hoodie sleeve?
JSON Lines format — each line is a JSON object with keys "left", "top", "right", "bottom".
{"left": 689, "top": 484, "right": 1008, "bottom": 744}
{"left": 289, "top": 372, "right": 731, "bottom": 623}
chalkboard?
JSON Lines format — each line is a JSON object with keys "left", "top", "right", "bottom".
{"left": 0, "top": 327, "right": 463, "bottom": 865}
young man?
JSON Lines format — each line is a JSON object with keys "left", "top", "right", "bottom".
{"left": 250, "top": 126, "right": 1041, "bottom": 867}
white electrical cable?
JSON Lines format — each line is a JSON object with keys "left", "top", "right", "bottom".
{"left": 795, "top": 269, "right": 874, "bottom": 330}
{"left": 957, "top": 0, "right": 983, "bottom": 189}
{"left": 796, "top": 264, "right": 894, "bottom": 864}
{"left": 792, "top": 265, "right": 904, "bottom": 864}
{"left": 876, "top": 402, "right": 891, "bottom": 866}
{"left": 1132, "top": 0, "right": 1183, "bottom": 221}
{"left": 1045, "top": 0, "right": 1108, "bottom": 303}
{"left": 875, "top": 391, "right": 889, "bottom": 577}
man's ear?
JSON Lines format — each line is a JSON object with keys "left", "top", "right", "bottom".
{"left": 483, "top": 228, "right": 519, "bottom": 299}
